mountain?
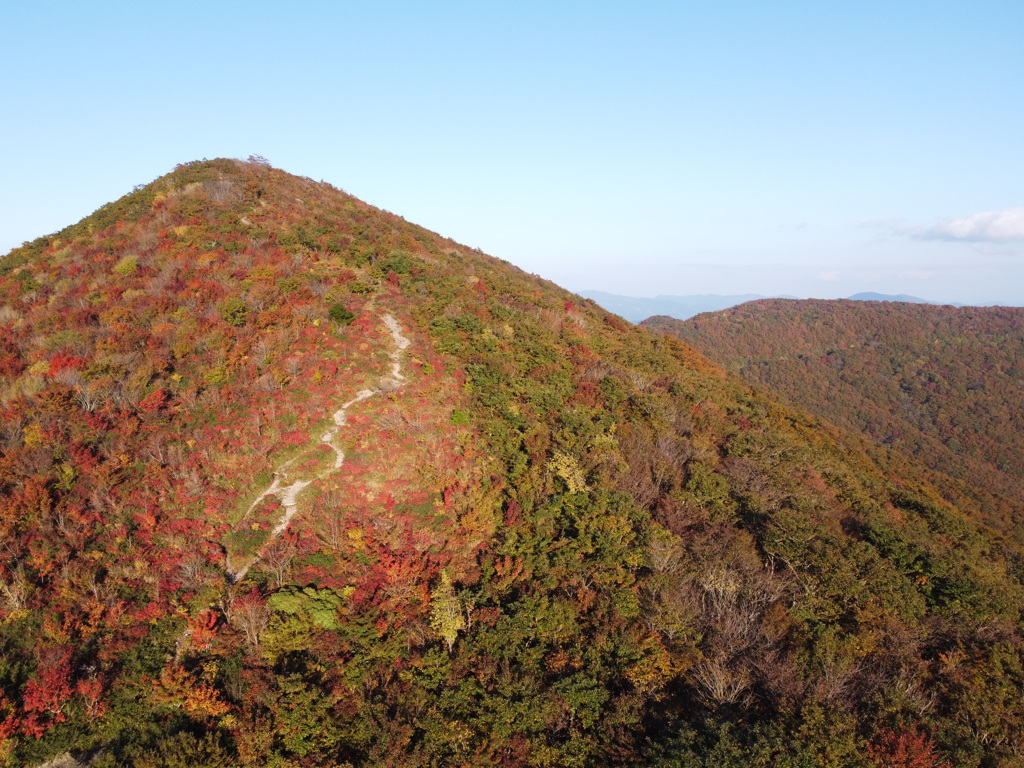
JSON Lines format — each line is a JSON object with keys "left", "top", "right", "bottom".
{"left": 2, "top": 160, "right": 1023, "bottom": 767}
{"left": 644, "top": 299, "right": 1024, "bottom": 541}
{"left": 578, "top": 291, "right": 778, "bottom": 322}
{"left": 581, "top": 291, "right": 956, "bottom": 324}
{"left": 847, "top": 292, "right": 935, "bottom": 304}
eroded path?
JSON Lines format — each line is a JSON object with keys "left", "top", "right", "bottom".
{"left": 227, "top": 313, "right": 410, "bottom": 582}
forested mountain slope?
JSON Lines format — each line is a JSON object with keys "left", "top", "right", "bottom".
{"left": 645, "top": 301, "right": 1024, "bottom": 542}
{"left": 2, "top": 161, "right": 1024, "bottom": 767}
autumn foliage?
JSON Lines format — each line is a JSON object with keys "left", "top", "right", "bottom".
{"left": 0, "top": 160, "right": 1019, "bottom": 766}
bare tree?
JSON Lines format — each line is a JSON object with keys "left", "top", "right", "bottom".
{"left": 376, "top": 407, "right": 408, "bottom": 433}
{"left": 178, "top": 554, "right": 212, "bottom": 590}
{"left": 75, "top": 384, "right": 103, "bottom": 413}
{"left": 227, "top": 590, "right": 271, "bottom": 648}
{"left": 259, "top": 534, "right": 297, "bottom": 589}
{"left": 693, "top": 657, "right": 752, "bottom": 706}
{"left": 316, "top": 510, "right": 347, "bottom": 552}
{"left": 0, "top": 564, "right": 28, "bottom": 611}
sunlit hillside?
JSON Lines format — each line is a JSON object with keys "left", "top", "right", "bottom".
{"left": 1, "top": 161, "right": 1022, "bottom": 767}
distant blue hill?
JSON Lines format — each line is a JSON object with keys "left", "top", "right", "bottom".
{"left": 581, "top": 290, "right": 968, "bottom": 323}
{"left": 847, "top": 292, "right": 931, "bottom": 303}
{"left": 579, "top": 291, "right": 798, "bottom": 323}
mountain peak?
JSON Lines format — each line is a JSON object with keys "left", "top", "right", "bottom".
{"left": 3, "top": 161, "right": 1023, "bottom": 766}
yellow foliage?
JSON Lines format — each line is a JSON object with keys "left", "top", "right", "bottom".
{"left": 22, "top": 423, "right": 45, "bottom": 448}
{"left": 153, "top": 665, "right": 230, "bottom": 718}
{"left": 100, "top": 305, "right": 135, "bottom": 326}
{"left": 54, "top": 461, "right": 77, "bottom": 491}
{"left": 625, "top": 646, "right": 675, "bottom": 695}
{"left": 430, "top": 570, "right": 465, "bottom": 652}
{"left": 548, "top": 451, "right": 589, "bottom": 494}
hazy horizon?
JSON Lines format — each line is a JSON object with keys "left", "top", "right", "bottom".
{"left": 579, "top": 288, "right": 1023, "bottom": 308}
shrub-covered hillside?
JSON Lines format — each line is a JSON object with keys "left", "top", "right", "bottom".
{"left": 645, "top": 300, "right": 1024, "bottom": 544}
{"left": 2, "top": 161, "right": 1024, "bottom": 767}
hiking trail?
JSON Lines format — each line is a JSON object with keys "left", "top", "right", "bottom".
{"left": 227, "top": 313, "right": 410, "bottom": 583}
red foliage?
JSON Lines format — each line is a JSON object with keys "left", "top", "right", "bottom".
{"left": 46, "top": 352, "right": 86, "bottom": 377}
{"left": 76, "top": 677, "right": 107, "bottom": 721}
{"left": 138, "top": 388, "right": 169, "bottom": 413}
{"left": 189, "top": 609, "right": 221, "bottom": 651}
{"left": 0, "top": 354, "right": 23, "bottom": 377}
{"left": 21, "top": 648, "right": 73, "bottom": 737}
{"left": 0, "top": 479, "right": 52, "bottom": 529}
{"left": 868, "top": 726, "right": 950, "bottom": 768}
{"left": 69, "top": 442, "right": 101, "bottom": 473}
{"left": 604, "top": 314, "right": 629, "bottom": 332}
{"left": 282, "top": 429, "right": 308, "bottom": 447}
{"left": 504, "top": 498, "right": 522, "bottom": 526}
{"left": 571, "top": 380, "right": 601, "bottom": 408}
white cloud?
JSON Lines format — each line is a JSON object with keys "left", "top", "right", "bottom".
{"left": 918, "top": 207, "right": 1024, "bottom": 242}
{"left": 817, "top": 270, "right": 841, "bottom": 281}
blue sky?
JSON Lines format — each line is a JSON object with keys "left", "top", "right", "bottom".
{"left": 2, "top": 0, "right": 1022, "bottom": 304}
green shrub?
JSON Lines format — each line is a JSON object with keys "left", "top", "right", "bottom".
{"left": 349, "top": 279, "right": 376, "bottom": 294}
{"left": 328, "top": 303, "right": 354, "bottom": 325}
{"left": 15, "top": 270, "right": 41, "bottom": 293}
{"left": 113, "top": 255, "right": 139, "bottom": 276}
{"left": 377, "top": 250, "right": 413, "bottom": 275}
{"left": 278, "top": 275, "right": 303, "bottom": 294}
{"left": 219, "top": 296, "right": 249, "bottom": 326}
{"left": 268, "top": 586, "right": 343, "bottom": 630}
{"left": 0, "top": 248, "right": 33, "bottom": 277}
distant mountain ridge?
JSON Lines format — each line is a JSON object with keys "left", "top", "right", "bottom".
{"left": 846, "top": 291, "right": 933, "bottom": 303}
{"left": 581, "top": 290, "right": 963, "bottom": 322}
{"left": 578, "top": 290, "right": 787, "bottom": 322}
{"left": 645, "top": 299, "right": 1024, "bottom": 538}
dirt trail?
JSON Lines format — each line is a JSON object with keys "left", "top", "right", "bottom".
{"left": 227, "top": 313, "right": 410, "bottom": 583}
